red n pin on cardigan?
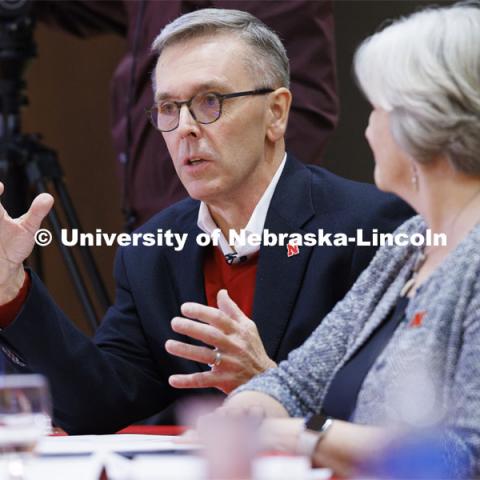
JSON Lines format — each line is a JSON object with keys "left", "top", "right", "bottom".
{"left": 410, "top": 311, "right": 427, "bottom": 328}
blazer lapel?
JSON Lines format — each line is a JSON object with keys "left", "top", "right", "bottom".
{"left": 172, "top": 222, "right": 207, "bottom": 307}
{"left": 161, "top": 202, "right": 207, "bottom": 306}
{"left": 164, "top": 207, "right": 208, "bottom": 372}
{"left": 253, "top": 156, "right": 316, "bottom": 359}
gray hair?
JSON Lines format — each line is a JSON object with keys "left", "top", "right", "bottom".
{"left": 354, "top": 2, "right": 480, "bottom": 175}
{"left": 151, "top": 8, "right": 290, "bottom": 89}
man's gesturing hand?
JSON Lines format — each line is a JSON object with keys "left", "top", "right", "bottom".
{"left": 165, "top": 289, "right": 277, "bottom": 394}
{"left": 0, "top": 182, "right": 54, "bottom": 303}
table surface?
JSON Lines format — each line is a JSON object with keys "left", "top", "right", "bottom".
{"left": 39, "top": 427, "right": 333, "bottom": 480}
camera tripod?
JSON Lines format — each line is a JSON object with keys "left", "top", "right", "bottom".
{"left": 0, "top": 2, "right": 110, "bottom": 332}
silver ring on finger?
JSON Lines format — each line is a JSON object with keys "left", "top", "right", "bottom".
{"left": 208, "top": 348, "right": 222, "bottom": 368}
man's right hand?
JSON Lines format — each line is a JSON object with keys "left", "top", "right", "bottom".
{"left": 0, "top": 182, "right": 54, "bottom": 304}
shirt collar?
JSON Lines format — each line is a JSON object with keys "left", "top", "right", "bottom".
{"left": 197, "top": 154, "right": 287, "bottom": 263}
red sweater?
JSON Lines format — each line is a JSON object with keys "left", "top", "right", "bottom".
{"left": 203, "top": 247, "right": 258, "bottom": 317}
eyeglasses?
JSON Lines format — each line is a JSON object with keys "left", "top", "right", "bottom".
{"left": 147, "top": 88, "right": 274, "bottom": 132}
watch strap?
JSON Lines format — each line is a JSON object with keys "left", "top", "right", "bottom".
{"left": 296, "top": 413, "right": 333, "bottom": 458}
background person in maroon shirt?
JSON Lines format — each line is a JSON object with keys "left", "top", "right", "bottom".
{"left": 33, "top": 0, "right": 338, "bottom": 230}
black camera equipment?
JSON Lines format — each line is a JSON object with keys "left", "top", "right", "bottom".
{"left": 0, "top": 0, "right": 110, "bottom": 332}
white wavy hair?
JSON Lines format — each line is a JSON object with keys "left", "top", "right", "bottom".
{"left": 354, "top": 1, "right": 480, "bottom": 175}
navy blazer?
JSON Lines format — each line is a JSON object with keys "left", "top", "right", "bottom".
{"left": 1, "top": 156, "right": 412, "bottom": 433}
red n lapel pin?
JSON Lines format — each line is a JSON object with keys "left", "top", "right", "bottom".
{"left": 409, "top": 311, "right": 426, "bottom": 328}
{"left": 287, "top": 241, "right": 299, "bottom": 257}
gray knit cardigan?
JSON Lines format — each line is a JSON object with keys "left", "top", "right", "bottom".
{"left": 234, "top": 216, "right": 480, "bottom": 476}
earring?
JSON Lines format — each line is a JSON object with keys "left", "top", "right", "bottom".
{"left": 411, "top": 162, "right": 419, "bottom": 191}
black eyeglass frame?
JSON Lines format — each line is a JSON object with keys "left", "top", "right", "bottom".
{"left": 147, "top": 88, "right": 275, "bottom": 132}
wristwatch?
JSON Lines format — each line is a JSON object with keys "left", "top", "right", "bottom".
{"left": 296, "top": 411, "right": 333, "bottom": 458}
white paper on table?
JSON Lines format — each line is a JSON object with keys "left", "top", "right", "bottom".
{"left": 252, "top": 456, "right": 332, "bottom": 480}
{"left": 107, "top": 454, "right": 208, "bottom": 480}
{"left": 37, "top": 434, "right": 201, "bottom": 456}
{"left": 309, "top": 467, "right": 333, "bottom": 480}
{"left": 107, "top": 455, "right": 331, "bottom": 480}
{"left": 0, "top": 455, "right": 104, "bottom": 480}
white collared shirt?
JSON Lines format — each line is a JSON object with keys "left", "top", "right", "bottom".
{"left": 197, "top": 154, "right": 287, "bottom": 263}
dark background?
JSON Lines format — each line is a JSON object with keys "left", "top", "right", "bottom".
{"left": 20, "top": 1, "right": 451, "bottom": 333}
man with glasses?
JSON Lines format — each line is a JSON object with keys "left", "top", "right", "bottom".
{"left": 34, "top": 1, "right": 340, "bottom": 229}
{"left": 0, "top": 9, "right": 411, "bottom": 433}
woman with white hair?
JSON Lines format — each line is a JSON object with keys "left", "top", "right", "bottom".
{"left": 222, "top": 2, "right": 480, "bottom": 477}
